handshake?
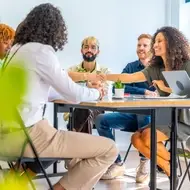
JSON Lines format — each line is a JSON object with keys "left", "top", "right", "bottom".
{"left": 87, "top": 80, "right": 106, "bottom": 100}
{"left": 85, "top": 72, "right": 108, "bottom": 100}
{"left": 85, "top": 72, "right": 106, "bottom": 82}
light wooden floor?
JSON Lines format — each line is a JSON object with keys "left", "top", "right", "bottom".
{"left": 0, "top": 128, "right": 190, "bottom": 189}
{"left": 29, "top": 150, "right": 188, "bottom": 190}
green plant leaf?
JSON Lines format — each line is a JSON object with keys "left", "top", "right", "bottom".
{"left": 0, "top": 62, "right": 27, "bottom": 121}
{"left": 114, "top": 79, "right": 125, "bottom": 89}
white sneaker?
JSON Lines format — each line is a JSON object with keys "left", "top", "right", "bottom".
{"left": 101, "top": 163, "right": 125, "bottom": 180}
{"left": 136, "top": 159, "right": 150, "bottom": 183}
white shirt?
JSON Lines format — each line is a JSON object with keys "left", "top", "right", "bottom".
{"left": 48, "top": 62, "right": 113, "bottom": 101}
{"left": 7, "top": 42, "right": 100, "bottom": 127}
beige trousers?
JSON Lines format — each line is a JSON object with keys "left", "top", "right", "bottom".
{"left": 22, "top": 120, "right": 118, "bottom": 190}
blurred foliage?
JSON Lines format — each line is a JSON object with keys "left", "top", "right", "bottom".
{"left": 0, "top": 61, "right": 30, "bottom": 189}
{"left": 0, "top": 62, "right": 27, "bottom": 121}
{"left": 0, "top": 172, "right": 30, "bottom": 190}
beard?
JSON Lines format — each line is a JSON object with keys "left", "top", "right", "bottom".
{"left": 82, "top": 52, "right": 97, "bottom": 62}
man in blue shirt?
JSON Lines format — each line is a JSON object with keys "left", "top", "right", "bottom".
{"left": 95, "top": 34, "right": 157, "bottom": 182}
{"left": 122, "top": 60, "right": 155, "bottom": 95}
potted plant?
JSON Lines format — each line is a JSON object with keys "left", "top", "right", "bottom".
{"left": 113, "top": 80, "right": 125, "bottom": 98}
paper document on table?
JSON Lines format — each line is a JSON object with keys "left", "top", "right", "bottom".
{"left": 144, "top": 93, "right": 187, "bottom": 99}
{"left": 130, "top": 93, "right": 187, "bottom": 99}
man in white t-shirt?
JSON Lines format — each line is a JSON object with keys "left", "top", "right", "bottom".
{"left": 1, "top": 4, "right": 118, "bottom": 190}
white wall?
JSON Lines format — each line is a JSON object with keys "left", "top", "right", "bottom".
{"left": 0, "top": 0, "right": 167, "bottom": 73}
{"left": 165, "top": 0, "right": 181, "bottom": 28}
{"left": 180, "top": 0, "right": 190, "bottom": 40}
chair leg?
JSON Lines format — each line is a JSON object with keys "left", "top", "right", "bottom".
{"left": 177, "top": 154, "right": 183, "bottom": 177}
{"left": 178, "top": 161, "right": 190, "bottom": 190}
{"left": 123, "top": 143, "right": 132, "bottom": 164}
{"left": 14, "top": 109, "right": 54, "bottom": 189}
{"left": 7, "top": 162, "right": 14, "bottom": 169}
{"left": 5, "top": 161, "right": 36, "bottom": 190}
{"left": 113, "top": 129, "right": 116, "bottom": 140}
{"left": 35, "top": 158, "right": 54, "bottom": 190}
{"left": 17, "top": 120, "right": 54, "bottom": 189}
{"left": 22, "top": 164, "right": 36, "bottom": 190}
{"left": 181, "top": 141, "right": 190, "bottom": 181}
{"left": 2, "top": 161, "right": 34, "bottom": 189}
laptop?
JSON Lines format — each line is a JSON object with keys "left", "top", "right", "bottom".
{"left": 162, "top": 70, "right": 190, "bottom": 98}
{"left": 132, "top": 70, "right": 190, "bottom": 99}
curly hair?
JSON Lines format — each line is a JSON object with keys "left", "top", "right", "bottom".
{"left": 14, "top": 3, "right": 68, "bottom": 51}
{"left": 150, "top": 26, "right": 190, "bottom": 70}
{"left": 0, "top": 24, "right": 15, "bottom": 42}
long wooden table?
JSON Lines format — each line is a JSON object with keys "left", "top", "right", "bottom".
{"left": 54, "top": 97, "right": 190, "bottom": 190}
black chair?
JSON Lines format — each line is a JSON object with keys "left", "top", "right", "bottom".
{"left": 177, "top": 142, "right": 190, "bottom": 190}
{"left": 164, "top": 140, "right": 190, "bottom": 179}
{"left": 178, "top": 159, "right": 190, "bottom": 190}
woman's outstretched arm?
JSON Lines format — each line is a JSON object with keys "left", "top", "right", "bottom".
{"left": 106, "top": 71, "right": 147, "bottom": 83}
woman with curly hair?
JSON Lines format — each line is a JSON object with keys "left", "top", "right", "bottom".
{"left": 3, "top": 3, "right": 118, "bottom": 190}
{"left": 105, "top": 26, "right": 190, "bottom": 178}
{"left": 0, "top": 24, "right": 15, "bottom": 65}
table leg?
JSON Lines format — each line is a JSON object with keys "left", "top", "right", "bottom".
{"left": 69, "top": 108, "right": 74, "bottom": 131}
{"left": 150, "top": 109, "right": 157, "bottom": 190}
{"left": 170, "top": 108, "right": 178, "bottom": 190}
{"left": 53, "top": 103, "right": 58, "bottom": 173}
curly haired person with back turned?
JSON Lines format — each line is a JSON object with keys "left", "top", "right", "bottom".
{"left": 1, "top": 3, "right": 118, "bottom": 190}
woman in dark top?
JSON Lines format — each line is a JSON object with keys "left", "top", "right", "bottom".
{"left": 105, "top": 26, "right": 190, "bottom": 177}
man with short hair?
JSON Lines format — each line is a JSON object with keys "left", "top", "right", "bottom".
{"left": 65, "top": 36, "right": 112, "bottom": 133}
{"left": 95, "top": 34, "right": 156, "bottom": 183}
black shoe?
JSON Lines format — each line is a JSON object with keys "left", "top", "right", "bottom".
{"left": 157, "top": 165, "right": 165, "bottom": 174}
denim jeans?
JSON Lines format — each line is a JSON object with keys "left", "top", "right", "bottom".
{"left": 95, "top": 112, "right": 150, "bottom": 163}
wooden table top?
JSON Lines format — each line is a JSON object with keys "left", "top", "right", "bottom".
{"left": 54, "top": 97, "right": 190, "bottom": 108}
